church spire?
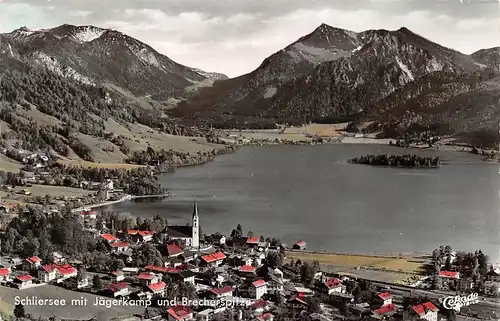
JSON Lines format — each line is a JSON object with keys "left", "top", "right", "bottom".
{"left": 192, "top": 200, "right": 198, "bottom": 218}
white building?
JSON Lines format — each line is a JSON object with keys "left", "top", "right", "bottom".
{"left": 249, "top": 279, "right": 268, "bottom": 299}
{"left": 404, "top": 302, "right": 438, "bottom": 321}
{"left": 484, "top": 281, "right": 500, "bottom": 296}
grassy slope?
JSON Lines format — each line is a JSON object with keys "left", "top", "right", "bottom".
{"left": 0, "top": 103, "right": 225, "bottom": 169}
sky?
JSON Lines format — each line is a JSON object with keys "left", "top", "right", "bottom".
{"left": 0, "top": 0, "right": 499, "bottom": 77}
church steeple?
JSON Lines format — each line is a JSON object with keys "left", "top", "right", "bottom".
{"left": 191, "top": 200, "right": 200, "bottom": 248}
{"left": 192, "top": 200, "right": 198, "bottom": 218}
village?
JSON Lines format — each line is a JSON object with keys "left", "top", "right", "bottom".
{"left": 0, "top": 200, "right": 498, "bottom": 321}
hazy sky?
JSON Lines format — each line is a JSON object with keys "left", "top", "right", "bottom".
{"left": 0, "top": 0, "right": 498, "bottom": 77}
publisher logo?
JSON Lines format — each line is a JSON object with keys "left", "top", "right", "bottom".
{"left": 442, "top": 293, "right": 479, "bottom": 311}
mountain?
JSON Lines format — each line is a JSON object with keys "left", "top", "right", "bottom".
{"left": 172, "top": 24, "right": 497, "bottom": 131}
{"left": 0, "top": 24, "right": 222, "bottom": 99}
{"left": 0, "top": 24, "right": 230, "bottom": 167}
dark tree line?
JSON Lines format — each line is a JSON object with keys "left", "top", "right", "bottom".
{"left": 349, "top": 154, "right": 440, "bottom": 168}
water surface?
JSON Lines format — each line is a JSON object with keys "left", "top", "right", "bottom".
{"left": 104, "top": 144, "right": 500, "bottom": 259}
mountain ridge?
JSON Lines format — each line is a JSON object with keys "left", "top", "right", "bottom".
{"left": 172, "top": 22, "right": 493, "bottom": 131}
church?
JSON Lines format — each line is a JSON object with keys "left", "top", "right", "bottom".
{"left": 161, "top": 201, "right": 201, "bottom": 248}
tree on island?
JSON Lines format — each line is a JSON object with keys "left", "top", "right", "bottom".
{"left": 247, "top": 231, "right": 254, "bottom": 238}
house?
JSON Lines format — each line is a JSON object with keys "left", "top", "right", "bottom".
{"left": 147, "top": 281, "right": 166, "bottom": 297}
{"left": 293, "top": 287, "right": 314, "bottom": 297}
{"left": 268, "top": 276, "right": 284, "bottom": 295}
{"left": 214, "top": 235, "right": 226, "bottom": 245}
{"left": 52, "top": 252, "right": 65, "bottom": 264}
{"left": 374, "top": 292, "right": 392, "bottom": 307}
{"left": 238, "top": 265, "right": 256, "bottom": 276}
{"left": 180, "top": 250, "right": 197, "bottom": 263}
{"left": 167, "top": 243, "right": 184, "bottom": 257}
{"left": 0, "top": 268, "right": 10, "bottom": 282}
{"left": 38, "top": 264, "right": 58, "bottom": 283}
{"left": 246, "top": 237, "right": 259, "bottom": 247}
{"left": 23, "top": 256, "right": 42, "bottom": 270}
{"left": 250, "top": 279, "right": 268, "bottom": 299}
{"left": 255, "top": 313, "right": 274, "bottom": 321}
{"left": 439, "top": 271, "right": 460, "bottom": 279}
{"left": 15, "top": 275, "right": 33, "bottom": 289}
{"left": 104, "top": 179, "right": 114, "bottom": 190}
{"left": 257, "top": 242, "right": 269, "bottom": 251}
{"left": 404, "top": 302, "right": 438, "bottom": 321}
{"left": 79, "top": 211, "right": 97, "bottom": 220}
{"left": 200, "top": 252, "right": 226, "bottom": 267}
{"left": 174, "top": 271, "right": 196, "bottom": 285}
{"left": 109, "top": 241, "right": 130, "bottom": 253}
{"left": 250, "top": 300, "right": 271, "bottom": 316}
{"left": 107, "top": 282, "right": 129, "bottom": 297}
{"left": 167, "top": 305, "right": 194, "bottom": 321}
{"left": 110, "top": 270, "right": 125, "bottom": 282}
{"left": 487, "top": 269, "right": 500, "bottom": 282}
{"left": 371, "top": 304, "right": 395, "bottom": 319}
{"left": 100, "top": 234, "right": 117, "bottom": 243}
{"left": 38, "top": 264, "right": 77, "bottom": 283}
{"left": 484, "top": 281, "right": 500, "bottom": 296}
{"left": 319, "top": 278, "right": 346, "bottom": 295}
{"left": 208, "top": 286, "right": 233, "bottom": 299}
{"left": 292, "top": 241, "right": 306, "bottom": 250}
{"left": 138, "top": 272, "right": 159, "bottom": 286}
{"left": 125, "top": 230, "right": 154, "bottom": 243}
{"left": 77, "top": 277, "right": 89, "bottom": 289}
{"left": 287, "top": 295, "right": 308, "bottom": 309}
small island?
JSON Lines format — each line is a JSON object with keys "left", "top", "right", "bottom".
{"left": 349, "top": 153, "right": 441, "bottom": 168}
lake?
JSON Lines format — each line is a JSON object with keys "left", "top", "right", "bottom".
{"left": 103, "top": 144, "right": 500, "bottom": 260}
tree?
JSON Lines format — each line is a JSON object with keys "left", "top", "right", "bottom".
{"left": 300, "top": 263, "right": 314, "bottom": 286}
{"left": 110, "top": 258, "right": 125, "bottom": 271}
{"left": 259, "top": 235, "right": 265, "bottom": 242}
{"left": 266, "top": 252, "right": 283, "bottom": 268}
{"left": 14, "top": 303, "right": 25, "bottom": 318}
{"left": 307, "top": 296, "right": 321, "bottom": 313}
{"left": 92, "top": 274, "right": 102, "bottom": 291}
{"left": 236, "top": 224, "right": 243, "bottom": 237}
{"left": 247, "top": 231, "right": 254, "bottom": 237}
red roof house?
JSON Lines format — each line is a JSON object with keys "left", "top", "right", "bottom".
{"left": 147, "top": 281, "right": 166, "bottom": 294}
{"left": 247, "top": 237, "right": 259, "bottom": 245}
{"left": 252, "top": 279, "right": 266, "bottom": 287}
{"left": 209, "top": 285, "right": 233, "bottom": 298}
{"left": 239, "top": 265, "right": 256, "bottom": 274}
{"left": 167, "top": 243, "right": 184, "bottom": 257}
{"left": 200, "top": 252, "right": 226, "bottom": 265}
{"left": 439, "top": 271, "right": 460, "bottom": 279}
{"left": 256, "top": 313, "right": 274, "bottom": 321}
{"left": 411, "top": 302, "right": 438, "bottom": 317}
{"left": 110, "top": 241, "right": 129, "bottom": 251}
{"left": 16, "top": 275, "right": 33, "bottom": 282}
{"left": 372, "top": 304, "right": 394, "bottom": 317}
{"left": 100, "top": 234, "right": 116, "bottom": 242}
{"left": 293, "top": 240, "right": 306, "bottom": 250}
{"left": 107, "top": 282, "right": 129, "bottom": 297}
{"left": 167, "top": 305, "right": 193, "bottom": 321}
{"left": 0, "top": 268, "right": 9, "bottom": 277}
